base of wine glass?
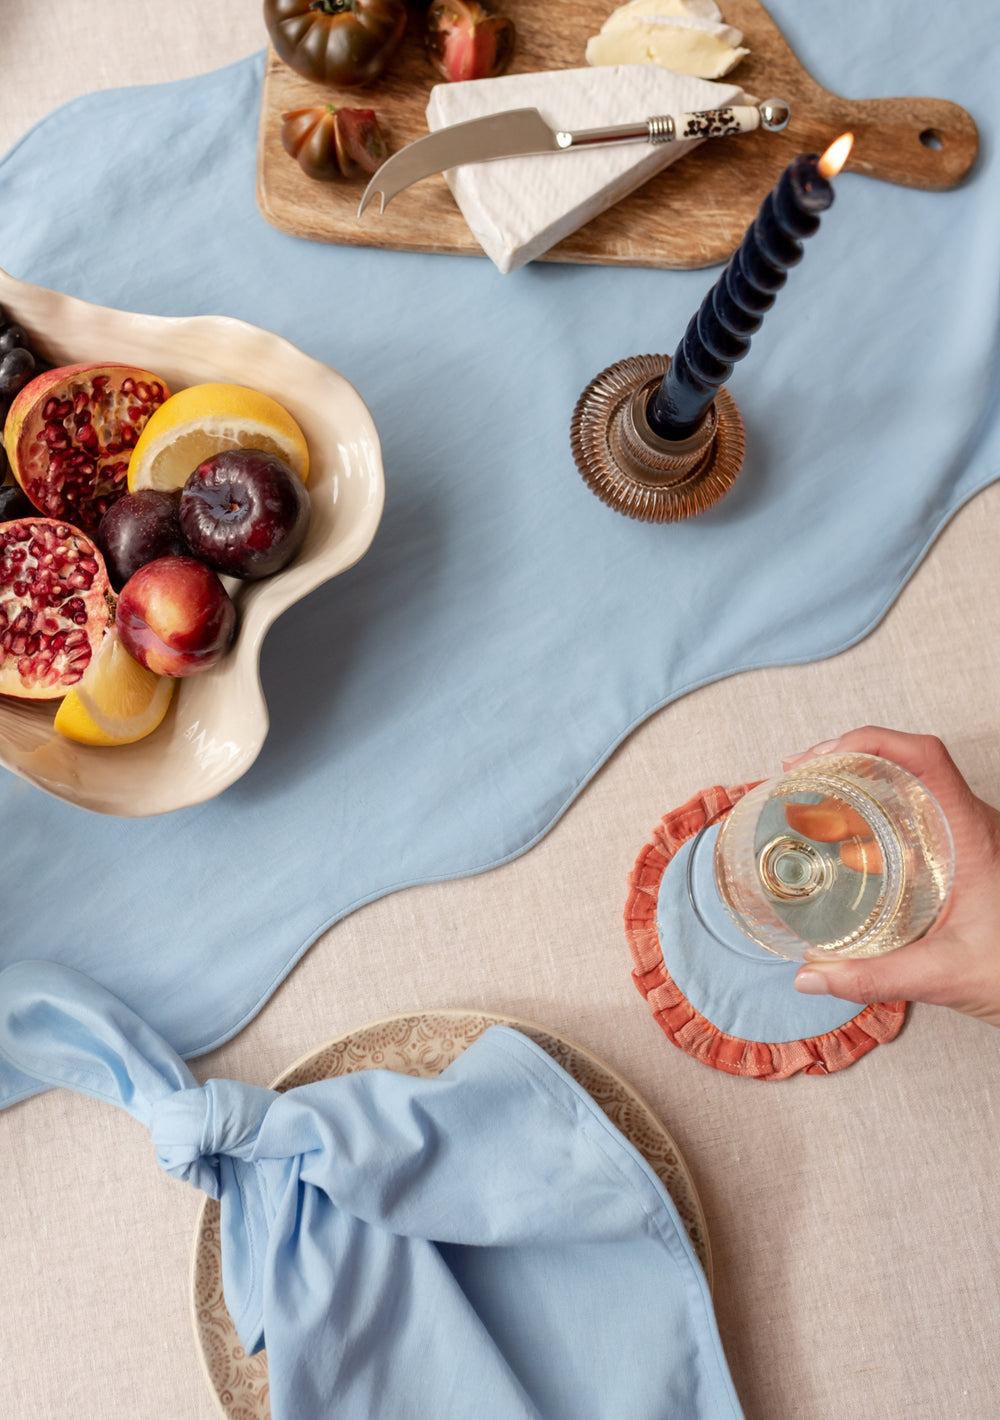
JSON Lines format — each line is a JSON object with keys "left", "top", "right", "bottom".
{"left": 569, "top": 353, "right": 746, "bottom": 522}
{"left": 685, "top": 822, "right": 791, "bottom": 964}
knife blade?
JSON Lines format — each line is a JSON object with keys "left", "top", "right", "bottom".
{"left": 358, "top": 98, "right": 789, "bottom": 217}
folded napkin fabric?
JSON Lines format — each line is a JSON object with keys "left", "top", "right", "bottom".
{"left": 0, "top": 961, "right": 744, "bottom": 1420}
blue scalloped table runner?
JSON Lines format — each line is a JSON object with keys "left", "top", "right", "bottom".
{"left": 1, "top": 0, "right": 998, "bottom": 1106}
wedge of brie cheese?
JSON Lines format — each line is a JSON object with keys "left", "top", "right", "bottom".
{"left": 587, "top": 0, "right": 749, "bottom": 79}
{"left": 426, "top": 65, "right": 744, "bottom": 274}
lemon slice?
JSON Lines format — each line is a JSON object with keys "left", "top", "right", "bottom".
{"left": 54, "top": 631, "right": 175, "bottom": 747}
{"left": 127, "top": 382, "right": 309, "bottom": 493}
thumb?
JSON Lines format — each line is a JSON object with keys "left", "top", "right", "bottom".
{"left": 794, "top": 937, "right": 948, "bottom": 1006}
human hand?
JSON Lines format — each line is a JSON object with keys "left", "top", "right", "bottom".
{"left": 787, "top": 727, "right": 1000, "bottom": 1027}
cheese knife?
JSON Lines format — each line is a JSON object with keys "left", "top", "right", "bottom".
{"left": 358, "top": 98, "right": 789, "bottom": 216}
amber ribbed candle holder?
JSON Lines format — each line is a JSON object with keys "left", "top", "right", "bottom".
{"left": 570, "top": 353, "right": 745, "bottom": 523}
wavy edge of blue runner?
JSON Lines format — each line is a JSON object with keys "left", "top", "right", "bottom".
{"left": 0, "top": 52, "right": 996, "bottom": 1105}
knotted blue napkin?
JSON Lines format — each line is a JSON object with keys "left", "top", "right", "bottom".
{"left": 1, "top": 0, "right": 998, "bottom": 1111}
{"left": 0, "top": 960, "right": 743, "bottom": 1419}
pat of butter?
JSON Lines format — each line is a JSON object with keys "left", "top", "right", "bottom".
{"left": 426, "top": 65, "right": 744, "bottom": 275}
{"left": 587, "top": 0, "right": 749, "bottom": 79}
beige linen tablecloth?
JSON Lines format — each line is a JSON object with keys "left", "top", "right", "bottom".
{"left": 2, "top": 5, "right": 999, "bottom": 1416}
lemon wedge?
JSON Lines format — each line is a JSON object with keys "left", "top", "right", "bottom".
{"left": 54, "top": 631, "right": 175, "bottom": 747}
{"left": 127, "top": 382, "right": 309, "bottom": 493}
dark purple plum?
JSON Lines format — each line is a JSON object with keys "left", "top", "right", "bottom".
{"left": 179, "top": 449, "right": 310, "bottom": 580}
{"left": 96, "top": 488, "right": 189, "bottom": 589}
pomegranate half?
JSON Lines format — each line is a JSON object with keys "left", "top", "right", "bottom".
{"left": 4, "top": 362, "right": 170, "bottom": 536}
{"left": 0, "top": 517, "right": 114, "bottom": 699}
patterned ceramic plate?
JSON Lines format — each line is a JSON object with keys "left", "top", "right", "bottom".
{"left": 190, "top": 1010, "right": 711, "bottom": 1419}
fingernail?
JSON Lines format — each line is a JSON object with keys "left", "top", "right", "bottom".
{"left": 794, "top": 968, "right": 830, "bottom": 995}
{"left": 782, "top": 738, "right": 842, "bottom": 769}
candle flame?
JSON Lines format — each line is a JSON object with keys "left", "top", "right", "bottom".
{"left": 818, "top": 133, "right": 854, "bottom": 179}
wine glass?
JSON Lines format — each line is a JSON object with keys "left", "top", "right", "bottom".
{"left": 685, "top": 752, "right": 954, "bottom": 963}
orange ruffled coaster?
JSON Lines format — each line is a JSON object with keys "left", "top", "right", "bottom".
{"left": 625, "top": 785, "right": 906, "bottom": 1081}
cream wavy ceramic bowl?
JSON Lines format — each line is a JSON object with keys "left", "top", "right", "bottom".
{"left": 0, "top": 267, "right": 384, "bottom": 816}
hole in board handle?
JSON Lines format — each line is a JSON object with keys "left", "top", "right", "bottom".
{"left": 919, "top": 128, "right": 944, "bottom": 150}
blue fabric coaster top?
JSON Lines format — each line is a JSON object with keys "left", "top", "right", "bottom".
{"left": 661, "top": 823, "right": 865, "bottom": 1042}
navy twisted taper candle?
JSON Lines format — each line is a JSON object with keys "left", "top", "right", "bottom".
{"left": 647, "top": 137, "right": 852, "bottom": 440}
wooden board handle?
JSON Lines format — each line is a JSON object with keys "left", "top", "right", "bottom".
{"left": 798, "top": 95, "right": 979, "bottom": 191}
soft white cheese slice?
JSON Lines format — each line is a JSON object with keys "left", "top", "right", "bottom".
{"left": 587, "top": 0, "right": 749, "bottom": 79}
{"left": 587, "top": 23, "right": 748, "bottom": 78}
{"left": 426, "top": 65, "right": 744, "bottom": 275}
{"left": 602, "top": 13, "right": 744, "bottom": 50}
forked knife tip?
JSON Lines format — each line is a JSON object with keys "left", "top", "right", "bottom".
{"left": 356, "top": 188, "right": 386, "bottom": 219}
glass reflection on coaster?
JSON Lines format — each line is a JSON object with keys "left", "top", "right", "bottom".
{"left": 625, "top": 784, "right": 908, "bottom": 1080}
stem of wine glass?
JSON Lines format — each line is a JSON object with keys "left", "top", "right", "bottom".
{"left": 684, "top": 823, "right": 792, "bottom": 964}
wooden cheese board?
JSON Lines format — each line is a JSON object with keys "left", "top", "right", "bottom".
{"left": 256, "top": 0, "right": 978, "bottom": 270}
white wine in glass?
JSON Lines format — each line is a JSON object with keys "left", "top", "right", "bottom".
{"left": 695, "top": 753, "right": 954, "bottom": 963}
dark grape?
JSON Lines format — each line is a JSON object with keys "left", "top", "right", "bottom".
{"left": 0, "top": 325, "right": 27, "bottom": 354}
{"left": 0, "top": 313, "right": 45, "bottom": 416}
{"left": 0, "top": 347, "right": 35, "bottom": 399}
{"left": 0, "top": 482, "right": 35, "bottom": 522}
